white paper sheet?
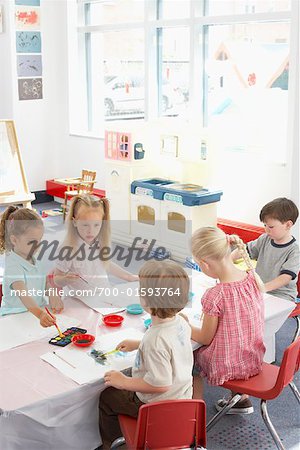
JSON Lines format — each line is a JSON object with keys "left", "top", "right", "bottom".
{"left": 75, "top": 281, "right": 140, "bottom": 312}
{"left": 41, "top": 328, "right": 144, "bottom": 385}
{"left": 0, "top": 312, "right": 80, "bottom": 352}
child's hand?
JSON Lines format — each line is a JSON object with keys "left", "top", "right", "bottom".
{"left": 39, "top": 310, "right": 56, "bottom": 328}
{"left": 116, "top": 339, "right": 140, "bottom": 352}
{"left": 49, "top": 296, "right": 64, "bottom": 314}
{"left": 61, "top": 272, "right": 80, "bottom": 286}
{"left": 104, "top": 370, "right": 127, "bottom": 389}
{"left": 128, "top": 274, "right": 139, "bottom": 282}
{"left": 179, "top": 312, "right": 190, "bottom": 323}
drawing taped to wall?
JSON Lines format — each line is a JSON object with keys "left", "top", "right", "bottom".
{"left": 15, "top": 5, "right": 40, "bottom": 30}
{"left": 17, "top": 54, "right": 42, "bottom": 77}
{"left": 16, "top": 31, "right": 41, "bottom": 52}
{"left": 15, "top": 0, "right": 40, "bottom": 6}
{"left": 18, "top": 77, "right": 43, "bottom": 100}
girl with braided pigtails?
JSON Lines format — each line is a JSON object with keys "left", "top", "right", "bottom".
{"left": 182, "top": 226, "right": 265, "bottom": 414}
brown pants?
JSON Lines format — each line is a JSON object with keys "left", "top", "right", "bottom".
{"left": 98, "top": 370, "right": 144, "bottom": 449}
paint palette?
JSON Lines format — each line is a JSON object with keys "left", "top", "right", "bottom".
{"left": 49, "top": 327, "right": 87, "bottom": 347}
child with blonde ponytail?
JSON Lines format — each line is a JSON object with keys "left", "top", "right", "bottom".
{"left": 53, "top": 194, "right": 138, "bottom": 293}
{"left": 185, "top": 226, "right": 265, "bottom": 414}
{"left": 0, "top": 206, "right": 63, "bottom": 326}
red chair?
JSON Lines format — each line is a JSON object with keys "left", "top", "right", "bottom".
{"left": 110, "top": 399, "right": 207, "bottom": 450}
{"left": 206, "top": 338, "right": 300, "bottom": 450}
{"left": 289, "top": 273, "right": 300, "bottom": 342}
{"left": 289, "top": 303, "right": 300, "bottom": 342}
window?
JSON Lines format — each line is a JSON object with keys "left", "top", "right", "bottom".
{"left": 158, "top": 27, "right": 190, "bottom": 117}
{"left": 205, "top": 21, "right": 290, "bottom": 160}
{"left": 71, "top": 0, "right": 297, "bottom": 161}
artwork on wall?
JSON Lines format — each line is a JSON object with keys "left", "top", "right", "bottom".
{"left": 18, "top": 78, "right": 43, "bottom": 100}
{"left": 15, "top": 0, "right": 40, "bottom": 5}
{"left": 15, "top": 5, "right": 40, "bottom": 30}
{"left": 16, "top": 30, "right": 41, "bottom": 53}
{"left": 15, "top": 1, "right": 42, "bottom": 101}
{"left": 17, "top": 54, "right": 42, "bottom": 77}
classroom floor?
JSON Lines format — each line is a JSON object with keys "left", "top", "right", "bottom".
{"left": 0, "top": 201, "right": 299, "bottom": 450}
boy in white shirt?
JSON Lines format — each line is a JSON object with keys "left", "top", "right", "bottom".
{"left": 98, "top": 260, "right": 193, "bottom": 449}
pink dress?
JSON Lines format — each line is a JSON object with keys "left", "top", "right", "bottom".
{"left": 195, "top": 271, "right": 266, "bottom": 385}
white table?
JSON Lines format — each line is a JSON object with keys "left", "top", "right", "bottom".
{"left": 0, "top": 277, "right": 294, "bottom": 450}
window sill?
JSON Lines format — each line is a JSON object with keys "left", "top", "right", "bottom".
{"left": 69, "top": 131, "right": 104, "bottom": 140}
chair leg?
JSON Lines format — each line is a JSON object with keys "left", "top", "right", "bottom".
{"left": 289, "top": 381, "right": 300, "bottom": 404}
{"left": 206, "top": 394, "right": 242, "bottom": 432}
{"left": 110, "top": 437, "right": 126, "bottom": 449}
{"left": 63, "top": 194, "right": 68, "bottom": 222}
{"left": 260, "top": 400, "right": 285, "bottom": 450}
{"left": 292, "top": 316, "right": 300, "bottom": 342}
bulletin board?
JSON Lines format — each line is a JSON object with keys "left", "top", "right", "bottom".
{"left": 0, "top": 120, "right": 34, "bottom": 208}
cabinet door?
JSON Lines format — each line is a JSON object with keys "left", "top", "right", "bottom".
{"left": 105, "top": 165, "right": 131, "bottom": 233}
{"left": 105, "top": 131, "right": 118, "bottom": 159}
{"left": 130, "top": 194, "right": 161, "bottom": 243}
{"left": 160, "top": 201, "right": 192, "bottom": 252}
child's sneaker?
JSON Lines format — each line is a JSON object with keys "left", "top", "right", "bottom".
{"left": 215, "top": 397, "right": 254, "bottom": 414}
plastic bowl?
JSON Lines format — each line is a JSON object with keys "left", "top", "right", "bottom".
{"left": 144, "top": 318, "right": 152, "bottom": 329}
{"left": 103, "top": 314, "right": 124, "bottom": 327}
{"left": 126, "top": 303, "right": 144, "bottom": 315}
{"left": 188, "top": 291, "right": 195, "bottom": 301}
{"left": 72, "top": 334, "right": 95, "bottom": 347}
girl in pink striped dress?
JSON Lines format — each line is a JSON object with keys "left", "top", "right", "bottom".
{"left": 186, "top": 227, "right": 265, "bottom": 414}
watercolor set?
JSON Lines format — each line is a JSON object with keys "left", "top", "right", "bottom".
{"left": 49, "top": 327, "right": 87, "bottom": 347}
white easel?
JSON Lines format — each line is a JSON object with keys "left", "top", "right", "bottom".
{"left": 0, "top": 120, "right": 35, "bottom": 208}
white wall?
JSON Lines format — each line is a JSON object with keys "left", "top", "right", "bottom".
{"left": 0, "top": 0, "right": 298, "bottom": 228}
{"left": 0, "top": 0, "right": 104, "bottom": 193}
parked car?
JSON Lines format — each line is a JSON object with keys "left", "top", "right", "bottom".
{"left": 104, "top": 75, "right": 184, "bottom": 116}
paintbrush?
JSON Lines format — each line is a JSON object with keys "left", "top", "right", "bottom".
{"left": 102, "top": 349, "right": 119, "bottom": 357}
{"left": 65, "top": 269, "right": 89, "bottom": 285}
{"left": 45, "top": 307, "right": 64, "bottom": 337}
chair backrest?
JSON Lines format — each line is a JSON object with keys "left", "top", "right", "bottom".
{"left": 134, "top": 399, "right": 206, "bottom": 450}
{"left": 78, "top": 169, "right": 97, "bottom": 194}
{"left": 81, "top": 169, "right": 96, "bottom": 183}
{"left": 274, "top": 337, "right": 300, "bottom": 394}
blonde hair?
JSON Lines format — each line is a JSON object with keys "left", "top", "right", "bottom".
{"left": 191, "top": 226, "right": 264, "bottom": 292}
{"left": 0, "top": 206, "right": 43, "bottom": 254}
{"left": 64, "top": 194, "right": 111, "bottom": 262}
{"left": 139, "top": 259, "right": 190, "bottom": 319}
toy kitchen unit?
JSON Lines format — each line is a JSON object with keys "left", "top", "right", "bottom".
{"left": 104, "top": 120, "right": 223, "bottom": 261}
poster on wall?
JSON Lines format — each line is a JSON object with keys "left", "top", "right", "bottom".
{"left": 16, "top": 31, "right": 41, "bottom": 52}
{"left": 18, "top": 78, "right": 43, "bottom": 100}
{"left": 15, "top": 0, "right": 40, "bottom": 5}
{"left": 15, "top": 5, "right": 40, "bottom": 30}
{"left": 17, "top": 54, "right": 42, "bottom": 77}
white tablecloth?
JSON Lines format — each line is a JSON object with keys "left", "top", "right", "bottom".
{"left": 0, "top": 275, "right": 295, "bottom": 450}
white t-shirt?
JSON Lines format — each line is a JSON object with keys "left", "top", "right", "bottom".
{"left": 55, "top": 238, "right": 110, "bottom": 295}
{"left": 132, "top": 315, "right": 193, "bottom": 403}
